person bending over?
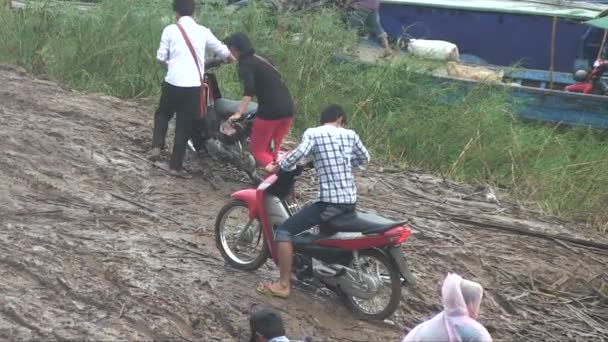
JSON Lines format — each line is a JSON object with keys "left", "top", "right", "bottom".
{"left": 225, "top": 32, "right": 295, "bottom": 172}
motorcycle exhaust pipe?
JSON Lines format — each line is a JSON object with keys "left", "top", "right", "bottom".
{"left": 312, "top": 259, "right": 340, "bottom": 277}
{"left": 313, "top": 259, "right": 349, "bottom": 278}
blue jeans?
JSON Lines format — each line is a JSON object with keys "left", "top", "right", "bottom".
{"left": 274, "top": 202, "right": 356, "bottom": 242}
{"left": 348, "top": 7, "right": 386, "bottom": 39}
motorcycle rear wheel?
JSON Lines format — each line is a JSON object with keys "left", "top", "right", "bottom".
{"left": 342, "top": 249, "right": 402, "bottom": 320}
{"left": 215, "top": 199, "right": 269, "bottom": 271}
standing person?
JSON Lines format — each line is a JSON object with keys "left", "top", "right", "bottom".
{"left": 256, "top": 104, "right": 370, "bottom": 298}
{"left": 403, "top": 273, "right": 493, "bottom": 342}
{"left": 347, "top": 0, "right": 393, "bottom": 57}
{"left": 225, "top": 32, "right": 295, "bottom": 171}
{"left": 149, "top": 0, "right": 234, "bottom": 176}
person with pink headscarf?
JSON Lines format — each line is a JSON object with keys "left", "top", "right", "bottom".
{"left": 403, "top": 273, "right": 493, "bottom": 342}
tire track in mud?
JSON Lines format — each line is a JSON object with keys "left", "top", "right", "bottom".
{"left": 1, "top": 307, "right": 49, "bottom": 340}
{"left": 1, "top": 222, "right": 196, "bottom": 341}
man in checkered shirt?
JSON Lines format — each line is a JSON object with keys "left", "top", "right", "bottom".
{"left": 257, "top": 104, "right": 370, "bottom": 298}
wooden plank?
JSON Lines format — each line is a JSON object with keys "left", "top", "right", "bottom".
{"left": 452, "top": 216, "right": 608, "bottom": 251}
{"left": 505, "top": 68, "right": 574, "bottom": 85}
{"left": 549, "top": 16, "right": 557, "bottom": 89}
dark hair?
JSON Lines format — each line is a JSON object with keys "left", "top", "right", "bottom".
{"left": 225, "top": 32, "right": 256, "bottom": 57}
{"left": 320, "top": 104, "right": 347, "bottom": 125}
{"left": 249, "top": 308, "right": 285, "bottom": 341}
{"left": 172, "top": 0, "right": 195, "bottom": 16}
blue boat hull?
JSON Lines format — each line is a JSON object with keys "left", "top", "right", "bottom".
{"left": 332, "top": 51, "right": 608, "bottom": 129}
{"left": 439, "top": 76, "right": 608, "bottom": 128}
{"left": 379, "top": 3, "right": 605, "bottom": 72}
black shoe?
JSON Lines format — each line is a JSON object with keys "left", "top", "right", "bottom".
{"left": 169, "top": 168, "right": 192, "bottom": 179}
{"left": 147, "top": 148, "right": 162, "bottom": 162}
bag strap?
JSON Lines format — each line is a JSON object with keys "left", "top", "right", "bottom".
{"left": 254, "top": 54, "right": 280, "bottom": 74}
{"left": 177, "top": 23, "right": 203, "bottom": 84}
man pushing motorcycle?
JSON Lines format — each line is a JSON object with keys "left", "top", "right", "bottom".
{"left": 149, "top": 0, "right": 234, "bottom": 176}
{"left": 224, "top": 32, "right": 295, "bottom": 175}
{"left": 257, "top": 104, "right": 370, "bottom": 298}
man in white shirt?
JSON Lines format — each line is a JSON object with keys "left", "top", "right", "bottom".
{"left": 149, "top": 0, "right": 233, "bottom": 175}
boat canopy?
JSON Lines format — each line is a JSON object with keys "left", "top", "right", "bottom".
{"left": 585, "top": 16, "right": 608, "bottom": 29}
{"left": 381, "top": 0, "right": 608, "bottom": 20}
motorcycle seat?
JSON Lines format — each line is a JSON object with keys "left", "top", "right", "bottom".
{"left": 325, "top": 212, "right": 403, "bottom": 235}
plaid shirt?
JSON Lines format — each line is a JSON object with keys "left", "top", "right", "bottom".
{"left": 280, "top": 125, "right": 370, "bottom": 204}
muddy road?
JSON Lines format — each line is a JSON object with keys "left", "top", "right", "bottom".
{"left": 1, "top": 65, "right": 607, "bottom": 341}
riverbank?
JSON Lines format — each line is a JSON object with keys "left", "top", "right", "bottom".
{"left": 1, "top": 0, "right": 607, "bottom": 228}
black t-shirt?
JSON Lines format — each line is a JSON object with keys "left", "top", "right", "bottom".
{"left": 238, "top": 55, "right": 294, "bottom": 120}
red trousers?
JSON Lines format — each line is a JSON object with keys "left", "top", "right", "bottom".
{"left": 565, "top": 83, "right": 593, "bottom": 94}
{"left": 250, "top": 117, "right": 293, "bottom": 166}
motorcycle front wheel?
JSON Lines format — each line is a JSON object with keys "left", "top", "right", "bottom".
{"left": 342, "top": 249, "right": 403, "bottom": 320}
{"left": 215, "top": 199, "right": 269, "bottom": 271}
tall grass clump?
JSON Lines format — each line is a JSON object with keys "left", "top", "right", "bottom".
{"left": 0, "top": 0, "right": 168, "bottom": 97}
{"left": 1, "top": 0, "right": 608, "bottom": 229}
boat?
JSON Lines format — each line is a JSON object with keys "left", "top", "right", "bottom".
{"left": 334, "top": 36, "right": 608, "bottom": 129}
{"left": 379, "top": 0, "right": 608, "bottom": 72}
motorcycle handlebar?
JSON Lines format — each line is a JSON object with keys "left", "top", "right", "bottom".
{"left": 267, "top": 162, "right": 313, "bottom": 198}
{"left": 267, "top": 166, "right": 303, "bottom": 199}
{"left": 205, "top": 57, "right": 225, "bottom": 70}
{"left": 277, "top": 165, "right": 304, "bottom": 178}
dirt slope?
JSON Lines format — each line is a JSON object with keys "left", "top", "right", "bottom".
{"left": 1, "top": 65, "right": 607, "bottom": 341}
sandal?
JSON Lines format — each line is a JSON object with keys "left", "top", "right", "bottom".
{"left": 256, "top": 282, "right": 289, "bottom": 299}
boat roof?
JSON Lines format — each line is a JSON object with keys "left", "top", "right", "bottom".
{"left": 381, "top": 0, "right": 608, "bottom": 20}
{"left": 585, "top": 15, "right": 608, "bottom": 29}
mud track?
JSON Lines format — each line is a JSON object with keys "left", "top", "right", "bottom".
{"left": 1, "top": 65, "right": 607, "bottom": 341}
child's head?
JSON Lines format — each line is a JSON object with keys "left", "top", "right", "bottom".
{"left": 249, "top": 307, "right": 286, "bottom": 342}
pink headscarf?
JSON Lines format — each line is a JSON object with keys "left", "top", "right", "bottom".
{"left": 403, "top": 273, "right": 492, "bottom": 342}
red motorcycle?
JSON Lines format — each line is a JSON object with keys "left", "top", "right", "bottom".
{"left": 215, "top": 166, "right": 415, "bottom": 320}
{"left": 565, "top": 58, "right": 608, "bottom": 95}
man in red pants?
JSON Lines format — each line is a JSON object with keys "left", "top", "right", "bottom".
{"left": 226, "top": 33, "right": 295, "bottom": 171}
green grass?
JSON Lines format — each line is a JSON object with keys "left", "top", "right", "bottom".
{"left": 1, "top": 0, "right": 608, "bottom": 230}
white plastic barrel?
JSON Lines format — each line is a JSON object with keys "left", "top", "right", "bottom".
{"left": 407, "top": 39, "right": 460, "bottom": 62}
